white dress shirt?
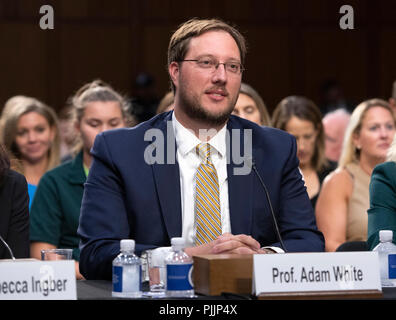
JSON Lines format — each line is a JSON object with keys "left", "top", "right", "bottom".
{"left": 172, "top": 112, "right": 231, "bottom": 247}
{"left": 168, "top": 112, "right": 283, "bottom": 253}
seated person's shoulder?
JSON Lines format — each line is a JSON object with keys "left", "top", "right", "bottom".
{"left": 4, "top": 169, "right": 27, "bottom": 186}
{"left": 231, "top": 116, "right": 294, "bottom": 142}
{"left": 322, "top": 167, "right": 353, "bottom": 192}
{"left": 0, "top": 169, "right": 28, "bottom": 199}
{"left": 373, "top": 161, "right": 396, "bottom": 177}
{"left": 99, "top": 117, "right": 158, "bottom": 145}
{"left": 40, "top": 160, "right": 73, "bottom": 183}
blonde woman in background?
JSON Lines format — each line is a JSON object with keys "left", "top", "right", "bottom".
{"left": 316, "top": 99, "right": 396, "bottom": 251}
{"left": 0, "top": 96, "right": 60, "bottom": 208}
{"left": 29, "top": 80, "right": 134, "bottom": 279}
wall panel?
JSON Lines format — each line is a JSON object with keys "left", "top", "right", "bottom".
{"left": 0, "top": 0, "right": 395, "bottom": 118}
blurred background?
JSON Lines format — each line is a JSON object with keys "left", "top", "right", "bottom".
{"left": 1, "top": 0, "right": 396, "bottom": 118}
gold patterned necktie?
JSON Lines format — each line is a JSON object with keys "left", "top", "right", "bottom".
{"left": 195, "top": 143, "right": 222, "bottom": 245}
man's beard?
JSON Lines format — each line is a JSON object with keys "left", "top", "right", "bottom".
{"left": 178, "top": 84, "right": 236, "bottom": 127}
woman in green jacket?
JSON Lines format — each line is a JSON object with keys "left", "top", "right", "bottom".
{"left": 29, "top": 80, "right": 134, "bottom": 279}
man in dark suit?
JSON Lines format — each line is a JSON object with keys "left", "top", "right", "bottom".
{"left": 78, "top": 18, "right": 324, "bottom": 280}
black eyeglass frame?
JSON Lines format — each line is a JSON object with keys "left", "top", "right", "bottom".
{"left": 179, "top": 59, "right": 245, "bottom": 74}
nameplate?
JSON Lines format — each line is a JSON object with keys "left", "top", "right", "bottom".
{"left": 253, "top": 252, "right": 381, "bottom": 297}
{"left": 0, "top": 259, "right": 76, "bottom": 300}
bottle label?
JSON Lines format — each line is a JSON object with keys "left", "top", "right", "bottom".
{"left": 113, "top": 266, "right": 123, "bottom": 292}
{"left": 389, "top": 254, "right": 396, "bottom": 279}
{"left": 112, "top": 265, "right": 141, "bottom": 293}
{"left": 166, "top": 264, "right": 193, "bottom": 291}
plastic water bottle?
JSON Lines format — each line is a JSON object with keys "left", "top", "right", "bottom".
{"left": 112, "top": 239, "right": 142, "bottom": 298}
{"left": 165, "top": 237, "right": 194, "bottom": 297}
{"left": 373, "top": 230, "right": 396, "bottom": 287}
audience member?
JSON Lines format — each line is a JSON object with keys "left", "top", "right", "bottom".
{"left": 156, "top": 91, "right": 174, "bottom": 114}
{"left": 78, "top": 18, "right": 324, "bottom": 280}
{"left": 0, "top": 143, "right": 29, "bottom": 259}
{"left": 367, "top": 133, "right": 396, "bottom": 249}
{"left": 272, "top": 96, "right": 336, "bottom": 209}
{"left": 0, "top": 96, "right": 60, "bottom": 209}
{"left": 322, "top": 108, "right": 351, "bottom": 163}
{"left": 315, "top": 99, "right": 396, "bottom": 251}
{"left": 29, "top": 80, "right": 133, "bottom": 279}
{"left": 232, "top": 83, "right": 271, "bottom": 126}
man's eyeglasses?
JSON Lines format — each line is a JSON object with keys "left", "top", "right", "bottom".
{"left": 179, "top": 57, "right": 244, "bottom": 75}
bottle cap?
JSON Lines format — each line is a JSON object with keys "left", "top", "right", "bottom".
{"left": 379, "top": 230, "right": 393, "bottom": 242}
{"left": 120, "top": 239, "right": 135, "bottom": 251}
{"left": 171, "top": 237, "right": 185, "bottom": 247}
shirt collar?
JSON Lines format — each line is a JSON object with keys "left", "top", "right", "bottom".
{"left": 172, "top": 111, "right": 227, "bottom": 158}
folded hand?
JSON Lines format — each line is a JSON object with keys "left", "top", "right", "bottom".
{"left": 211, "top": 233, "right": 263, "bottom": 254}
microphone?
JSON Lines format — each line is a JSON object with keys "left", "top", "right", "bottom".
{"left": 0, "top": 234, "right": 16, "bottom": 260}
{"left": 248, "top": 158, "right": 287, "bottom": 252}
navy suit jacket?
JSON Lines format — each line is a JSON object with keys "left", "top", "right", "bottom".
{"left": 78, "top": 112, "right": 324, "bottom": 280}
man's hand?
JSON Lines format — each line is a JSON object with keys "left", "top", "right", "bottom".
{"left": 185, "top": 233, "right": 273, "bottom": 256}
{"left": 212, "top": 233, "right": 260, "bottom": 254}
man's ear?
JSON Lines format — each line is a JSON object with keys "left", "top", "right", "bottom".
{"left": 168, "top": 61, "right": 179, "bottom": 91}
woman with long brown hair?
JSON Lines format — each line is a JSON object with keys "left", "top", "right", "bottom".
{"left": 272, "top": 95, "right": 335, "bottom": 209}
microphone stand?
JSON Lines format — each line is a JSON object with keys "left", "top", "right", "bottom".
{"left": 251, "top": 159, "right": 287, "bottom": 252}
{"left": 0, "top": 235, "right": 16, "bottom": 260}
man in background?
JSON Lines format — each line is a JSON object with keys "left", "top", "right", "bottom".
{"left": 322, "top": 108, "right": 351, "bottom": 163}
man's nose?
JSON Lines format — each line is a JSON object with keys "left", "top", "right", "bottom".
{"left": 212, "top": 63, "right": 227, "bottom": 83}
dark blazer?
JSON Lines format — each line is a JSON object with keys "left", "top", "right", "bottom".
{"left": 367, "top": 161, "right": 396, "bottom": 249}
{"left": 0, "top": 169, "right": 29, "bottom": 259}
{"left": 78, "top": 112, "right": 325, "bottom": 280}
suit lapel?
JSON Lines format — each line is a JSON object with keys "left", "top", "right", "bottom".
{"left": 226, "top": 118, "right": 253, "bottom": 235}
{"left": 151, "top": 113, "right": 183, "bottom": 239}
{"left": 150, "top": 114, "right": 254, "bottom": 239}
